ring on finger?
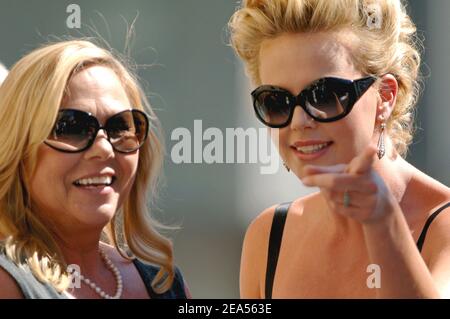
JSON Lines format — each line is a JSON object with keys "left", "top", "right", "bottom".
{"left": 343, "top": 190, "right": 351, "bottom": 207}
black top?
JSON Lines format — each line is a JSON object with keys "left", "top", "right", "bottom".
{"left": 133, "top": 259, "right": 187, "bottom": 299}
{"left": 265, "top": 201, "right": 450, "bottom": 299}
{"left": 0, "top": 253, "right": 187, "bottom": 299}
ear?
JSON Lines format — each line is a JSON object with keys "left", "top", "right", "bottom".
{"left": 376, "top": 74, "right": 398, "bottom": 124}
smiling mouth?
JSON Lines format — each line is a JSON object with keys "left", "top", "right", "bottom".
{"left": 291, "top": 142, "right": 333, "bottom": 154}
{"left": 73, "top": 176, "right": 116, "bottom": 187}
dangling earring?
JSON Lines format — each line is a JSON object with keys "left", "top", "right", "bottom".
{"left": 377, "top": 122, "right": 386, "bottom": 159}
{"left": 283, "top": 162, "right": 290, "bottom": 172}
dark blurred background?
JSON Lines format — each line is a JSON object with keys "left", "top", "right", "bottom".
{"left": 0, "top": 0, "right": 448, "bottom": 298}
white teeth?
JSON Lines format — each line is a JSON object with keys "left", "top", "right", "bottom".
{"left": 74, "top": 176, "right": 113, "bottom": 186}
{"left": 296, "top": 143, "right": 329, "bottom": 154}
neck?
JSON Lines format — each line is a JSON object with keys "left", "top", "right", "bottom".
{"left": 51, "top": 228, "right": 123, "bottom": 299}
{"left": 45, "top": 224, "right": 106, "bottom": 276}
{"left": 59, "top": 239, "right": 103, "bottom": 270}
{"left": 373, "top": 140, "right": 413, "bottom": 209}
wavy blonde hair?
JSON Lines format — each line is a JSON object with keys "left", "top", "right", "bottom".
{"left": 229, "top": 0, "right": 422, "bottom": 156}
{"left": 0, "top": 40, "right": 174, "bottom": 293}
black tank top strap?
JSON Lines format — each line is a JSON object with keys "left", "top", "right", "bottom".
{"left": 265, "top": 202, "right": 292, "bottom": 299}
{"left": 416, "top": 202, "right": 450, "bottom": 252}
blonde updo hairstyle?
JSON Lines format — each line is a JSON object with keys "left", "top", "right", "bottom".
{"left": 0, "top": 40, "right": 174, "bottom": 293}
{"left": 229, "top": 0, "right": 422, "bottom": 156}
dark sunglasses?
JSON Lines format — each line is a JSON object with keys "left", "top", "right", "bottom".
{"left": 251, "top": 76, "right": 377, "bottom": 128}
{"left": 44, "top": 109, "right": 149, "bottom": 153}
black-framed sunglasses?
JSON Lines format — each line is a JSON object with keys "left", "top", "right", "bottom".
{"left": 251, "top": 76, "right": 377, "bottom": 128}
{"left": 44, "top": 108, "right": 149, "bottom": 153}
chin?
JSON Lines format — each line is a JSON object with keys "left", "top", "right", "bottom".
{"left": 75, "top": 204, "right": 118, "bottom": 226}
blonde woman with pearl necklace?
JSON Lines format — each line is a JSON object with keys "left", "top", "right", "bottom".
{"left": 0, "top": 40, "right": 190, "bottom": 299}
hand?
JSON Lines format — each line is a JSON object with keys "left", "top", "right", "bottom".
{"left": 301, "top": 145, "right": 398, "bottom": 224}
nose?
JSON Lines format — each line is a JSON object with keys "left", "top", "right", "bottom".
{"left": 83, "top": 129, "right": 114, "bottom": 161}
{"left": 289, "top": 105, "right": 315, "bottom": 130}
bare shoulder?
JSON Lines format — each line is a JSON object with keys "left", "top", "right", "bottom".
{"left": 240, "top": 203, "right": 278, "bottom": 298}
{"left": 240, "top": 195, "right": 315, "bottom": 298}
{"left": 417, "top": 194, "right": 450, "bottom": 297}
{"left": 412, "top": 171, "right": 450, "bottom": 263}
{"left": 0, "top": 266, "right": 24, "bottom": 299}
{"left": 245, "top": 204, "right": 278, "bottom": 241}
{"left": 245, "top": 192, "right": 318, "bottom": 244}
{"left": 247, "top": 192, "right": 320, "bottom": 234}
{"left": 413, "top": 170, "right": 450, "bottom": 225}
{"left": 413, "top": 170, "right": 450, "bottom": 205}
{"left": 420, "top": 197, "right": 450, "bottom": 255}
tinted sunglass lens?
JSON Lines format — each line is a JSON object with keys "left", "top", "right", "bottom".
{"left": 255, "top": 91, "right": 292, "bottom": 126}
{"left": 46, "top": 110, "right": 96, "bottom": 151}
{"left": 106, "top": 110, "right": 148, "bottom": 152}
{"left": 305, "top": 81, "right": 350, "bottom": 120}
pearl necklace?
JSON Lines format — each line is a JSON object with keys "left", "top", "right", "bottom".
{"left": 76, "top": 249, "right": 123, "bottom": 299}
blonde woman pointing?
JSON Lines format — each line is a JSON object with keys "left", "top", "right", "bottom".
{"left": 229, "top": 0, "right": 450, "bottom": 298}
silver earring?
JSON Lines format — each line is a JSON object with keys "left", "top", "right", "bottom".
{"left": 283, "top": 162, "right": 290, "bottom": 172}
{"left": 377, "top": 122, "right": 386, "bottom": 159}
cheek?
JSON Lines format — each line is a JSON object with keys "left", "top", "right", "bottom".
{"left": 118, "top": 153, "right": 139, "bottom": 187}
{"left": 29, "top": 149, "right": 76, "bottom": 210}
{"left": 278, "top": 129, "right": 289, "bottom": 156}
{"left": 115, "top": 153, "right": 139, "bottom": 208}
{"left": 332, "top": 112, "right": 376, "bottom": 156}
{"left": 269, "top": 128, "right": 288, "bottom": 157}
{"left": 353, "top": 94, "right": 378, "bottom": 138}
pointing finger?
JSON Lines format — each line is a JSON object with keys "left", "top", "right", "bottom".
{"left": 302, "top": 173, "right": 378, "bottom": 193}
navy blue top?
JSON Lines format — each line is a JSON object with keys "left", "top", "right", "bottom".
{"left": 132, "top": 259, "right": 187, "bottom": 299}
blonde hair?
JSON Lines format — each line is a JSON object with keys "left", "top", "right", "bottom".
{"left": 229, "top": 0, "right": 422, "bottom": 156}
{"left": 0, "top": 40, "right": 174, "bottom": 293}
